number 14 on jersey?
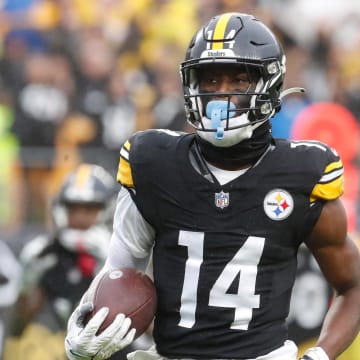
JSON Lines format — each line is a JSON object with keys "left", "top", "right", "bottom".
{"left": 178, "top": 231, "right": 265, "bottom": 331}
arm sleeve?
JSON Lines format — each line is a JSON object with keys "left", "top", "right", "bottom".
{"left": 105, "top": 187, "right": 155, "bottom": 272}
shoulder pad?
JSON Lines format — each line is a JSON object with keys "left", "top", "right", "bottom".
{"left": 117, "top": 130, "right": 183, "bottom": 187}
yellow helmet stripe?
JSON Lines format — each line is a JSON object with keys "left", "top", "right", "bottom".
{"left": 212, "top": 13, "right": 232, "bottom": 50}
{"left": 74, "top": 164, "right": 92, "bottom": 189}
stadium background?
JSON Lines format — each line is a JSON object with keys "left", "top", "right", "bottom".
{"left": 0, "top": 0, "right": 360, "bottom": 359}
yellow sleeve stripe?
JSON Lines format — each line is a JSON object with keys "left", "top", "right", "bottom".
{"left": 318, "top": 167, "right": 344, "bottom": 184}
{"left": 324, "top": 159, "right": 342, "bottom": 174}
{"left": 310, "top": 174, "right": 344, "bottom": 202}
{"left": 117, "top": 157, "right": 134, "bottom": 187}
{"left": 318, "top": 160, "right": 343, "bottom": 185}
{"left": 123, "top": 140, "right": 131, "bottom": 152}
{"left": 116, "top": 142, "right": 134, "bottom": 187}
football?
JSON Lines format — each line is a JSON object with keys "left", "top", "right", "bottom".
{"left": 84, "top": 267, "right": 157, "bottom": 337}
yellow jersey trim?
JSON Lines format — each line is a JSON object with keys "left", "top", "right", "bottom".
{"left": 117, "top": 142, "right": 134, "bottom": 187}
{"left": 324, "top": 160, "right": 342, "bottom": 174}
{"left": 310, "top": 175, "right": 344, "bottom": 202}
{"left": 123, "top": 140, "right": 131, "bottom": 152}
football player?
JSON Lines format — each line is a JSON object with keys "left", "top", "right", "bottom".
{"left": 65, "top": 13, "right": 360, "bottom": 360}
{"left": 5, "top": 164, "right": 118, "bottom": 359}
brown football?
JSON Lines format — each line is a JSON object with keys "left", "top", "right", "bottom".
{"left": 84, "top": 268, "right": 157, "bottom": 337}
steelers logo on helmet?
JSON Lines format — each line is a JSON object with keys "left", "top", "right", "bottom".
{"left": 263, "top": 189, "right": 293, "bottom": 221}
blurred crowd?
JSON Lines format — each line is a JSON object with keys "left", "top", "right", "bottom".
{"left": 0, "top": 0, "right": 360, "bottom": 231}
{"left": 1, "top": 0, "right": 360, "bottom": 359}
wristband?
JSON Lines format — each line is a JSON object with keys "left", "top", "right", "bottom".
{"left": 302, "top": 347, "right": 329, "bottom": 360}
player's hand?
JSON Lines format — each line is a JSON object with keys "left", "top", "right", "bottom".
{"left": 65, "top": 302, "right": 136, "bottom": 360}
{"left": 299, "top": 347, "right": 329, "bottom": 360}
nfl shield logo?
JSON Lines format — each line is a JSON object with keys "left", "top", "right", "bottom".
{"left": 215, "top": 191, "right": 229, "bottom": 209}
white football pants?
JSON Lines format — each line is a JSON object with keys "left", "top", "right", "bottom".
{"left": 127, "top": 340, "right": 298, "bottom": 360}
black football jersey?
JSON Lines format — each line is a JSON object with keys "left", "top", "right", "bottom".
{"left": 117, "top": 130, "right": 344, "bottom": 359}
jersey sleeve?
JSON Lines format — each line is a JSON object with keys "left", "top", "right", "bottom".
{"left": 310, "top": 146, "right": 344, "bottom": 203}
{"left": 110, "top": 187, "right": 155, "bottom": 260}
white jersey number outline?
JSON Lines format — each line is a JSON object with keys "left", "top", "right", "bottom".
{"left": 178, "top": 231, "right": 265, "bottom": 330}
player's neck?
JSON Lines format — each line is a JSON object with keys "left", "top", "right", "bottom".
{"left": 196, "top": 124, "right": 273, "bottom": 170}
{"left": 205, "top": 159, "right": 251, "bottom": 171}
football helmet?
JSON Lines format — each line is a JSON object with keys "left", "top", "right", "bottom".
{"left": 52, "top": 164, "right": 118, "bottom": 259}
{"left": 180, "top": 12, "right": 303, "bottom": 147}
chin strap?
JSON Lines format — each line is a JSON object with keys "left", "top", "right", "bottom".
{"left": 273, "top": 87, "right": 306, "bottom": 114}
{"left": 280, "top": 87, "right": 306, "bottom": 100}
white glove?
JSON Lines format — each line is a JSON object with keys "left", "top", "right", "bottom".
{"left": 300, "top": 347, "right": 329, "bottom": 360}
{"left": 65, "top": 302, "right": 136, "bottom": 360}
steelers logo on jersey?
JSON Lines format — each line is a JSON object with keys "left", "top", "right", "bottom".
{"left": 263, "top": 189, "right": 294, "bottom": 221}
